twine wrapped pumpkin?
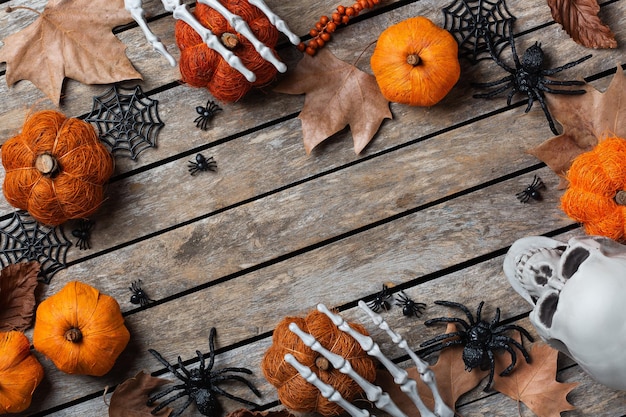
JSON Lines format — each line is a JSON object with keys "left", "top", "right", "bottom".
{"left": 561, "top": 136, "right": 626, "bottom": 241}
{"left": 1, "top": 110, "right": 114, "bottom": 226}
{"left": 175, "top": 1, "right": 280, "bottom": 102}
{"left": 33, "top": 281, "right": 130, "bottom": 376}
{"left": 261, "top": 309, "right": 377, "bottom": 416}
{"left": 0, "top": 331, "right": 44, "bottom": 414}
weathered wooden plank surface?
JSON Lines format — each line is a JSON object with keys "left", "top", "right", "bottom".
{"left": 0, "top": 0, "right": 625, "bottom": 415}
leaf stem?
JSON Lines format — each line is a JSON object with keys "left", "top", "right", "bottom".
{"left": 6, "top": 5, "right": 42, "bottom": 15}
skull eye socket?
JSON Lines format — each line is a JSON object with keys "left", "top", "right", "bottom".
{"left": 562, "top": 247, "right": 590, "bottom": 279}
{"left": 538, "top": 292, "right": 559, "bottom": 328}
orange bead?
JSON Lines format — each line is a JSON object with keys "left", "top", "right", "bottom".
{"left": 341, "top": 15, "right": 350, "bottom": 24}
{"left": 315, "top": 22, "right": 324, "bottom": 31}
{"left": 305, "top": 46, "right": 316, "bottom": 56}
{"left": 353, "top": 3, "right": 363, "bottom": 13}
{"left": 309, "top": 28, "right": 319, "bottom": 37}
{"left": 359, "top": 0, "right": 369, "bottom": 8}
{"left": 332, "top": 12, "right": 342, "bottom": 23}
{"left": 346, "top": 6, "right": 355, "bottom": 16}
{"left": 320, "top": 15, "right": 330, "bottom": 24}
{"left": 326, "top": 22, "right": 337, "bottom": 32}
{"left": 337, "top": 5, "right": 346, "bottom": 14}
{"left": 297, "top": 42, "right": 306, "bottom": 52}
{"left": 321, "top": 32, "right": 331, "bottom": 42}
{"left": 315, "top": 38, "right": 325, "bottom": 48}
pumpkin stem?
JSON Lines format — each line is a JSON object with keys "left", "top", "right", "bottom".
{"left": 315, "top": 356, "right": 332, "bottom": 371}
{"left": 65, "top": 328, "right": 83, "bottom": 343}
{"left": 615, "top": 190, "right": 626, "bottom": 206}
{"left": 221, "top": 33, "right": 239, "bottom": 50}
{"left": 35, "top": 153, "right": 59, "bottom": 177}
{"left": 406, "top": 54, "right": 421, "bottom": 66}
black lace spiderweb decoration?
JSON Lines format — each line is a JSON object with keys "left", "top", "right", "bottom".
{"left": 0, "top": 211, "right": 71, "bottom": 284}
{"left": 443, "top": 0, "right": 516, "bottom": 64}
{"left": 85, "top": 85, "right": 164, "bottom": 160}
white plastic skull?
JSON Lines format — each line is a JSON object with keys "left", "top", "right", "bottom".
{"left": 504, "top": 235, "right": 626, "bottom": 390}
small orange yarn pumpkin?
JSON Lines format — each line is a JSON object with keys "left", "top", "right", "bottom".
{"left": 33, "top": 281, "right": 130, "bottom": 376}
{"left": 261, "top": 309, "right": 377, "bottom": 416}
{"left": 370, "top": 16, "right": 460, "bottom": 106}
{"left": 0, "top": 331, "right": 44, "bottom": 414}
{"left": 561, "top": 136, "right": 626, "bottom": 241}
{"left": 1, "top": 110, "right": 114, "bottom": 226}
{"left": 175, "top": 1, "right": 280, "bottom": 102}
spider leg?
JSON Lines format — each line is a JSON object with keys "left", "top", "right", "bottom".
{"left": 523, "top": 91, "right": 535, "bottom": 113}
{"left": 148, "top": 349, "right": 188, "bottom": 381}
{"left": 516, "top": 191, "right": 531, "bottom": 203}
{"left": 472, "top": 76, "right": 514, "bottom": 88}
{"left": 542, "top": 78, "right": 586, "bottom": 87}
{"left": 147, "top": 383, "right": 186, "bottom": 404}
{"left": 473, "top": 81, "right": 515, "bottom": 100}
{"left": 212, "top": 366, "right": 254, "bottom": 375}
{"left": 542, "top": 54, "right": 592, "bottom": 75}
{"left": 420, "top": 331, "right": 466, "bottom": 347}
{"left": 493, "top": 324, "right": 534, "bottom": 344}
{"left": 532, "top": 88, "right": 559, "bottom": 135}
{"left": 211, "top": 383, "right": 261, "bottom": 406}
{"left": 213, "top": 373, "right": 263, "bottom": 397}
{"left": 177, "top": 356, "right": 193, "bottom": 379}
{"left": 169, "top": 397, "right": 195, "bottom": 417}
{"left": 483, "top": 349, "right": 496, "bottom": 391}
{"left": 475, "top": 301, "right": 486, "bottom": 322}
{"left": 538, "top": 84, "right": 586, "bottom": 95}
{"left": 507, "top": 88, "right": 518, "bottom": 106}
{"left": 196, "top": 350, "right": 205, "bottom": 375}
{"left": 496, "top": 342, "right": 518, "bottom": 376}
{"left": 424, "top": 316, "right": 471, "bottom": 330}
{"left": 152, "top": 391, "right": 193, "bottom": 417}
{"left": 207, "top": 327, "right": 217, "bottom": 371}
{"left": 434, "top": 300, "right": 476, "bottom": 326}
{"left": 489, "top": 307, "right": 501, "bottom": 326}
{"left": 420, "top": 338, "right": 465, "bottom": 357}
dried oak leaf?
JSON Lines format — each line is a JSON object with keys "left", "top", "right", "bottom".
{"left": 0, "top": 261, "right": 40, "bottom": 332}
{"left": 109, "top": 371, "right": 172, "bottom": 417}
{"left": 226, "top": 409, "right": 296, "bottom": 417}
{"left": 378, "top": 324, "right": 489, "bottom": 415}
{"left": 0, "top": 0, "right": 141, "bottom": 106}
{"left": 547, "top": 0, "right": 617, "bottom": 49}
{"left": 529, "top": 65, "right": 626, "bottom": 188}
{"left": 274, "top": 48, "right": 392, "bottom": 154}
{"left": 492, "top": 341, "right": 578, "bottom": 417}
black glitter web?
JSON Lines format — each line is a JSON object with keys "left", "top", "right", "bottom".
{"left": 443, "top": 0, "right": 516, "bottom": 64}
{"left": 85, "top": 85, "right": 164, "bottom": 160}
{"left": 0, "top": 211, "right": 71, "bottom": 284}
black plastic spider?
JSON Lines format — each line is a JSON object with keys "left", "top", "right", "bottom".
{"left": 367, "top": 284, "right": 392, "bottom": 312}
{"left": 473, "top": 33, "right": 591, "bottom": 135}
{"left": 516, "top": 175, "right": 545, "bottom": 203}
{"left": 129, "top": 279, "right": 154, "bottom": 306}
{"left": 194, "top": 100, "right": 222, "bottom": 130}
{"left": 188, "top": 154, "right": 217, "bottom": 176}
{"left": 147, "top": 327, "right": 262, "bottom": 417}
{"left": 71, "top": 219, "right": 94, "bottom": 250}
{"left": 420, "top": 300, "right": 533, "bottom": 391}
{"left": 395, "top": 290, "right": 426, "bottom": 317}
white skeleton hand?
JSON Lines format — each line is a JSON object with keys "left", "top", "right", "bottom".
{"left": 286, "top": 302, "right": 454, "bottom": 417}
{"left": 125, "top": 0, "right": 300, "bottom": 82}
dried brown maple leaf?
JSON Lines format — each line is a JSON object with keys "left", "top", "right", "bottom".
{"left": 109, "top": 371, "right": 172, "bottom": 417}
{"left": 274, "top": 48, "right": 392, "bottom": 154}
{"left": 547, "top": 0, "right": 617, "bottom": 49}
{"left": 0, "top": 0, "right": 141, "bottom": 106}
{"left": 529, "top": 65, "right": 626, "bottom": 188}
{"left": 0, "top": 261, "right": 40, "bottom": 332}
{"left": 378, "top": 324, "right": 489, "bottom": 415}
{"left": 492, "top": 341, "right": 578, "bottom": 417}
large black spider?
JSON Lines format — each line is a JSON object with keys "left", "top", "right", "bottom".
{"left": 367, "top": 284, "right": 392, "bottom": 312}
{"left": 473, "top": 33, "right": 592, "bottom": 135}
{"left": 420, "top": 300, "right": 533, "bottom": 391}
{"left": 194, "top": 100, "right": 222, "bottom": 130}
{"left": 395, "top": 290, "right": 426, "bottom": 317}
{"left": 147, "top": 327, "right": 262, "bottom": 417}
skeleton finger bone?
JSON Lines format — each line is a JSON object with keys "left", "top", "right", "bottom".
{"left": 285, "top": 303, "right": 453, "bottom": 417}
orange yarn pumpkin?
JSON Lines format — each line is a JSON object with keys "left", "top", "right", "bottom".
{"left": 261, "top": 309, "right": 377, "bottom": 416}
{"left": 33, "top": 281, "right": 130, "bottom": 376}
{"left": 370, "top": 16, "right": 460, "bottom": 106}
{"left": 0, "top": 331, "right": 44, "bottom": 414}
{"left": 175, "top": 1, "right": 280, "bottom": 102}
{"left": 1, "top": 110, "right": 114, "bottom": 226}
{"left": 561, "top": 136, "right": 626, "bottom": 241}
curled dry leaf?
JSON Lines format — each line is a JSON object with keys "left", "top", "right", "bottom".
{"left": 0, "top": 262, "right": 40, "bottom": 332}
{"left": 547, "top": 0, "right": 617, "bottom": 49}
{"left": 274, "top": 48, "right": 392, "bottom": 154}
{"left": 0, "top": 0, "right": 141, "bottom": 106}
{"left": 109, "top": 371, "right": 172, "bottom": 417}
{"left": 378, "top": 323, "right": 489, "bottom": 415}
{"left": 529, "top": 65, "right": 626, "bottom": 188}
{"left": 492, "top": 341, "right": 578, "bottom": 417}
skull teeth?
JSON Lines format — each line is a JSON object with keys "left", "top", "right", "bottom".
{"left": 514, "top": 246, "right": 563, "bottom": 282}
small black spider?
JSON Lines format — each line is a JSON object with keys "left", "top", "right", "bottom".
{"left": 367, "top": 284, "right": 392, "bottom": 312}
{"left": 147, "top": 327, "right": 262, "bottom": 417}
{"left": 194, "top": 100, "right": 222, "bottom": 130}
{"left": 395, "top": 290, "right": 426, "bottom": 317}
{"left": 420, "top": 300, "right": 534, "bottom": 391}
{"left": 188, "top": 154, "right": 217, "bottom": 175}
{"left": 516, "top": 175, "right": 545, "bottom": 203}
{"left": 473, "top": 32, "right": 591, "bottom": 135}
{"left": 129, "top": 279, "right": 154, "bottom": 306}
{"left": 71, "top": 219, "right": 94, "bottom": 250}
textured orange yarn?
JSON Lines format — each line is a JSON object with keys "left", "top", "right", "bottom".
{"left": 175, "top": 1, "right": 280, "bottom": 102}
{"left": 561, "top": 136, "right": 626, "bottom": 241}
{"left": 261, "top": 309, "right": 377, "bottom": 416}
{"left": 1, "top": 110, "right": 114, "bottom": 226}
